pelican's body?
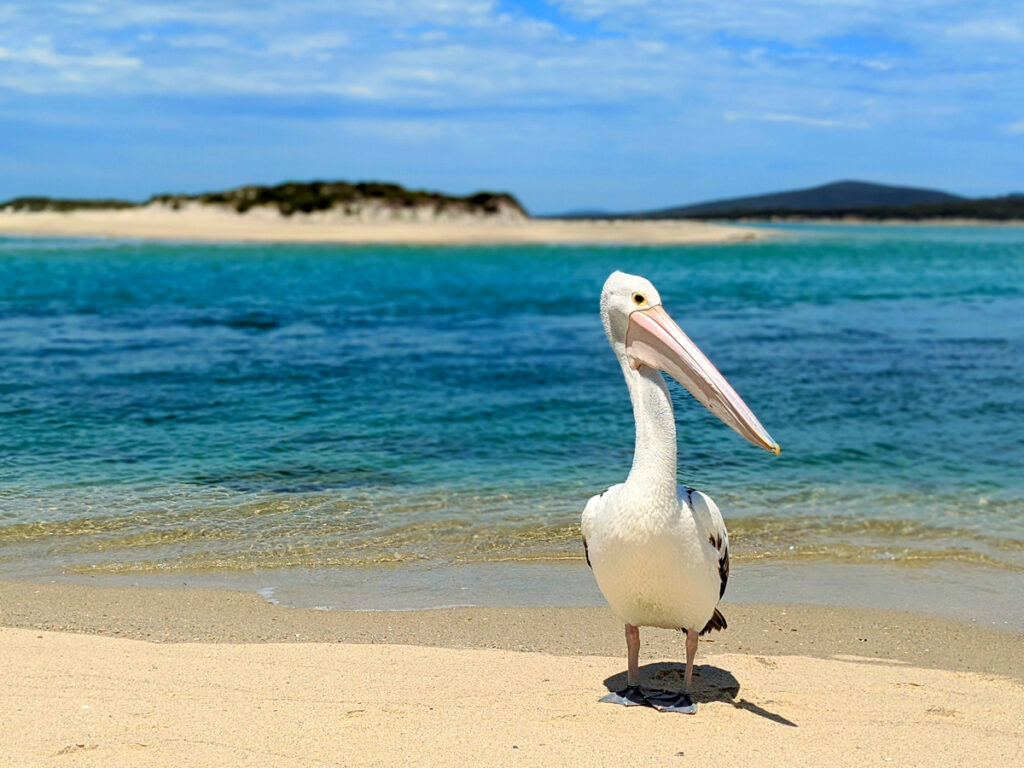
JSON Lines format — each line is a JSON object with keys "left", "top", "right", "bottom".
{"left": 583, "top": 481, "right": 727, "bottom": 634}
{"left": 583, "top": 272, "right": 777, "bottom": 713}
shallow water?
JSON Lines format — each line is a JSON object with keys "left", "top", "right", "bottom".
{"left": 1, "top": 225, "right": 1023, "bottom": 585}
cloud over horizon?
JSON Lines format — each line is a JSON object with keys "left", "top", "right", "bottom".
{"left": 1, "top": 0, "right": 1021, "bottom": 212}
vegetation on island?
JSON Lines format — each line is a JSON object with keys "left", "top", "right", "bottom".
{"left": 0, "top": 180, "right": 528, "bottom": 218}
{"left": 149, "top": 181, "right": 526, "bottom": 217}
{"left": 0, "top": 197, "right": 138, "bottom": 212}
{"left": 7, "top": 178, "right": 1022, "bottom": 223}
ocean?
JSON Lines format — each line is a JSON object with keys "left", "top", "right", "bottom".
{"left": 2, "top": 225, "right": 1022, "bottom": 614}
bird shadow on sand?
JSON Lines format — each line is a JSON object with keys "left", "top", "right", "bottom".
{"left": 603, "top": 663, "right": 797, "bottom": 726}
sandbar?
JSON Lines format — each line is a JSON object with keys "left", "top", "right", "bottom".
{"left": 0, "top": 207, "right": 764, "bottom": 245}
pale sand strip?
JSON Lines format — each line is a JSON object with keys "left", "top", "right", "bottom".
{"left": 3, "top": 582, "right": 1022, "bottom": 680}
{"left": 2, "top": 627, "right": 1022, "bottom": 768}
{"left": 0, "top": 208, "right": 763, "bottom": 245}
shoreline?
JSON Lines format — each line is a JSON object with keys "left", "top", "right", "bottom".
{"left": 0, "top": 208, "right": 765, "bottom": 245}
{"left": 6, "top": 558, "right": 1021, "bottom": 631}
{"left": 2, "top": 578, "right": 1021, "bottom": 678}
{"left": 3, "top": 580, "right": 1022, "bottom": 767}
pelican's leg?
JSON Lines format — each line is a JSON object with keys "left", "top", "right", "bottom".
{"left": 684, "top": 628, "right": 698, "bottom": 689}
{"left": 632, "top": 628, "right": 699, "bottom": 713}
{"left": 599, "top": 623, "right": 646, "bottom": 706}
{"left": 625, "top": 623, "right": 640, "bottom": 685}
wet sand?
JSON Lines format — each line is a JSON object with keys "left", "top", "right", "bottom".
{"left": 2, "top": 581, "right": 1022, "bottom": 767}
{"left": 0, "top": 208, "right": 763, "bottom": 245}
{"left": 2, "top": 580, "right": 1022, "bottom": 678}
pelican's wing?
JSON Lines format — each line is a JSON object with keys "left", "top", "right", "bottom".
{"left": 581, "top": 485, "right": 617, "bottom": 569}
{"left": 681, "top": 486, "right": 730, "bottom": 606}
{"left": 580, "top": 492, "right": 604, "bottom": 568}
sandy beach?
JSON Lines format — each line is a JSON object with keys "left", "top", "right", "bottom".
{"left": 0, "top": 207, "right": 763, "bottom": 245}
{"left": 2, "top": 581, "right": 1022, "bottom": 767}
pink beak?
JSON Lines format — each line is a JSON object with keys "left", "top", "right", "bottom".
{"left": 626, "top": 305, "right": 780, "bottom": 455}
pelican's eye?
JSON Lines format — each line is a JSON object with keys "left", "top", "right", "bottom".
{"left": 632, "top": 292, "right": 646, "bottom": 306}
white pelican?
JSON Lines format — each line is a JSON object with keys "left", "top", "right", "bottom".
{"left": 582, "top": 271, "right": 779, "bottom": 713}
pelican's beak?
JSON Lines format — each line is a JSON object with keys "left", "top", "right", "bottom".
{"left": 626, "top": 305, "right": 780, "bottom": 455}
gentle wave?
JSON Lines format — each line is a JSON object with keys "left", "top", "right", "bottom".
{"left": 3, "top": 507, "right": 1020, "bottom": 574}
{"left": 2, "top": 228, "right": 1024, "bottom": 581}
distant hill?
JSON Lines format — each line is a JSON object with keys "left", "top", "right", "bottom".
{"left": 635, "top": 180, "right": 965, "bottom": 219}
{"left": 551, "top": 208, "right": 612, "bottom": 218}
{"left": 0, "top": 180, "right": 528, "bottom": 219}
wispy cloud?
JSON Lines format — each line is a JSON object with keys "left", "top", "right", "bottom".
{"left": 0, "top": 1, "right": 1022, "bottom": 209}
{"left": 266, "top": 32, "right": 352, "bottom": 59}
{"left": 0, "top": 39, "right": 139, "bottom": 70}
{"left": 167, "top": 34, "right": 240, "bottom": 51}
{"left": 724, "top": 111, "right": 870, "bottom": 129}
{"left": 947, "top": 18, "right": 1023, "bottom": 42}
{"left": 1, "top": 0, "right": 1020, "bottom": 110}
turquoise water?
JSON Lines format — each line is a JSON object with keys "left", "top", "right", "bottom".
{"left": 1, "top": 225, "right": 1023, "bottom": 582}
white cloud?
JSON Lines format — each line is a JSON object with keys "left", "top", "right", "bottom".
{"left": 724, "top": 111, "right": 870, "bottom": 129}
{"left": 266, "top": 32, "right": 352, "bottom": 58}
{"left": 552, "top": 0, "right": 896, "bottom": 43}
{"left": 168, "top": 34, "right": 238, "bottom": 50}
{"left": 947, "top": 19, "right": 1023, "bottom": 42}
{"left": 1005, "top": 120, "right": 1024, "bottom": 135}
{"left": 0, "top": 39, "right": 139, "bottom": 70}
{"left": 57, "top": 2, "right": 102, "bottom": 13}
{"left": 0, "top": 0, "right": 1019, "bottom": 146}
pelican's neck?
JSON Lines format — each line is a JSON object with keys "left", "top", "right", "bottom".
{"left": 621, "top": 360, "right": 678, "bottom": 499}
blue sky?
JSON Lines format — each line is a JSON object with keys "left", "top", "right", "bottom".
{"left": 1, "top": 1, "right": 1022, "bottom": 213}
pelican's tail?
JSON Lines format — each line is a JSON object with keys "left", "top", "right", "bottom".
{"left": 699, "top": 608, "right": 727, "bottom": 635}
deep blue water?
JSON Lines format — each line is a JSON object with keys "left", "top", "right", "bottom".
{"left": 1, "top": 225, "right": 1023, "bottom": 576}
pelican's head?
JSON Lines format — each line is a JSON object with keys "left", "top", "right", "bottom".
{"left": 600, "top": 270, "right": 780, "bottom": 455}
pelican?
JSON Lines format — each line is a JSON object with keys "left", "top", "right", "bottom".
{"left": 581, "top": 271, "right": 779, "bottom": 713}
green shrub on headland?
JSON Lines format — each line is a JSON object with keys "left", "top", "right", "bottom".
{"left": 0, "top": 197, "right": 138, "bottom": 212}
{"left": 1, "top": 180, "right": 528, "bottom": 218}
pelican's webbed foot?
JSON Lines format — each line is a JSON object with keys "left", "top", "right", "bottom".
{"left": 639, "top": 688, "right": 696, "bottom": 714}
{"left": 599, "top": 686, "right": 697, "bottom": 714}
{"left": 599, "top": 685, "right": 647, "bottom": 707}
